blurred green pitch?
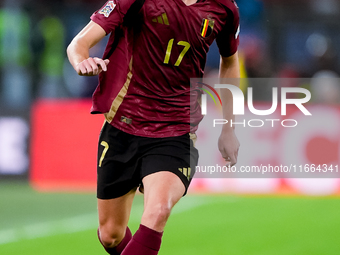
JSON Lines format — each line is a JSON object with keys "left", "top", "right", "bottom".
{"left": 1, "top": 181, "right": 340, "bottom": 255}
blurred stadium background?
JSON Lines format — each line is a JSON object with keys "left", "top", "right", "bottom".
{"left": 1, "top": 0, "right": 340, "bottom": 254}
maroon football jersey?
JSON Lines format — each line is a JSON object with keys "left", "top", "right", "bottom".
{"left": 91, "top": 0, "right": 240, "bottom": 137}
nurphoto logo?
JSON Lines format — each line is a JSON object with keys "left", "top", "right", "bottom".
{"left": 200, "top": 84, "right": 312, "bottom": 128}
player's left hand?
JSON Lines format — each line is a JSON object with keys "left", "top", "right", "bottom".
{"left": 218, "top": 128, "right": 240, "bottom": 166}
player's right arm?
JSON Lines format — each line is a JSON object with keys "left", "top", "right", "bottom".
{"left": 67, "top": 0, "right": 143, "bottom": 76}
{"left": 67, "top": 21, "right": 109, "bottom": 76}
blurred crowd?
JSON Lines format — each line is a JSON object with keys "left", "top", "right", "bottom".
{"left": 0, "top": 0, "right": 340, "bottom": 109}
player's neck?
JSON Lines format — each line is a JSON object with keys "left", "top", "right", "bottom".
{"left": 182, "top": 0, "right": 199, "bottom": 6}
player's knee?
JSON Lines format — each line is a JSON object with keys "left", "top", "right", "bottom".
{"left": 99, "top": 226, "right": 125, "bottom": 249}
{"left": 143, "top": 203, "right": 172, "bottom": 226}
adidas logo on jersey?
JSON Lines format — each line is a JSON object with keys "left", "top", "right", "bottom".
{"left": 152, "top": 13, "right": 169, "bottom": 25}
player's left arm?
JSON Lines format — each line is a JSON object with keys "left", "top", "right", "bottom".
{"left": 216, "top": 1, "right": 241, "bottom": 166}
{"left": 218, "top": 52, "right": 240, "bottom": 166}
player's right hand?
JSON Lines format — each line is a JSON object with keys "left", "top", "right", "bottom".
{"left": 76, "top": 57, "right": 110, "bottom": 76}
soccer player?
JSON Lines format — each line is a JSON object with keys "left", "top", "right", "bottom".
{"left": 67, "top": 0, "right": 240, "bottom": 254}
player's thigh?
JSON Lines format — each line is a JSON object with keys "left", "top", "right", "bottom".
{"left": 141, "top": 171, "right": 185, "bottom": 232}
{"left": 98, "top": 187, "right": 137, "bottom": 234}
{"left": 143, "top": 171, "right": 185, "bottom": 207}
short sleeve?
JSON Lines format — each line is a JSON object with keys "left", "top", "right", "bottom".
{"left": 216, "top": 0, "right": 240, "bottom": 57}
{"left": 91, "top": 0, "right": 141, "bottom": 35}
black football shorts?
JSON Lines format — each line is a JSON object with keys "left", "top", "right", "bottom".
{"left": 97, "top": 122, "right": 199, "bottom": 199}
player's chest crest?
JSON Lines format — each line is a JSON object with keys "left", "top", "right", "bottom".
{"left": 200, "top": 18, "right": 214, "bottom": 38}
